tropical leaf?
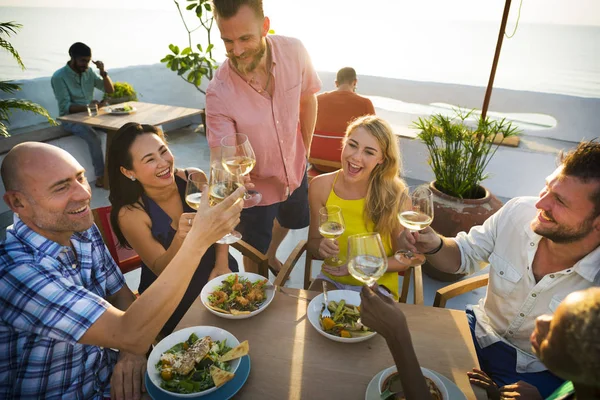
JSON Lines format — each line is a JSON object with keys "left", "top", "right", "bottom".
{"left": 0, "top": 37, "right": 24, "bottom": 70}
{"left": 0, "top": 99, "right": 57, "bottom": 135}
{"left": 0, "top": 80, "right": 21, "bottom": 94}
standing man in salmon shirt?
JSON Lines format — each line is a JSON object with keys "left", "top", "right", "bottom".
{"left": 206, "top": 0, "right": 321, "bottom": 274}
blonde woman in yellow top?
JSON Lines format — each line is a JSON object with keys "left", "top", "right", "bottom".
{"left": 308, "top": 115, "right": 410, "bottom": 299}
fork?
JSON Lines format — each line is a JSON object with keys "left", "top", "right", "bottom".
{"left": 321, "top": 281, "right": 331, "bottom": 319}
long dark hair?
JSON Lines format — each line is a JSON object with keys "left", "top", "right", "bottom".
{"left": 108, "top": 122, "right": 166, "bottom": 248}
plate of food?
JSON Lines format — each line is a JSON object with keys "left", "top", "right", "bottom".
{"left": 377, "top": 366, "right": 449, "bottom": 400}
{"left": 147, "top": 326, "right": 249, "bottom": 397}
{"left": 307, "top": 289, "right": 376, "bottom": 343}
{"left": 200, "top": 272, "right": 275, "bottom": 320}
{"left": 105, "top": 104, "right": 136, "bottom": 114}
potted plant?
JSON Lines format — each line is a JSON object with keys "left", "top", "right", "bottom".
{"left": 412, "top": 109, "right": 520, "bottom": 281}
{"left": 103, "top": 82, "right": 138, "bottom": 105}
{"left": 0, "top": 21, "right": 55, "bottom": 137}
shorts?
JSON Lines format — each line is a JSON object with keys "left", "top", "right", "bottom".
{"left": 236, "top": 172, "right": 309, "bottom": 254}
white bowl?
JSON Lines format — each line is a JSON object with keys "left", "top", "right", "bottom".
{"left": 200, "top": 272, "right": 275, "bottom": 320}
{"left": 147, "top": 326, "right": 241, "bottom": 398}
{"left": 307, "top": 289, "right": 377, "bottom": 343}
{"left": 377, "top": 365, "right": 449, "bottom": 400}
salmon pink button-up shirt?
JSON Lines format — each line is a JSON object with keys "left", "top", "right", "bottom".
{"left": 206, "top": 35, "right": 321, "bottom": 206}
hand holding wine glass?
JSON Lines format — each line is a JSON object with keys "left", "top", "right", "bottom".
{"left": 208, "top": 163, "right": 245, "bottom": 244}
{"left": 394, "top": 186, "right": 434, "bottom": 267}
{"left": 318, "top": 205, "right": 346, "bottom": 267}
{"left": 220, "top": 133, "right": 262, "bottom": 207}
{"left": 347, "top": 233, "right": 388, "bottom": 287}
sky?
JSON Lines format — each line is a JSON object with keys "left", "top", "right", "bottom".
{"left": 1, "top": 0, "right": 599, "bottom": 26}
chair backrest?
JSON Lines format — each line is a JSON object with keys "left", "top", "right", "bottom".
{"left": 309, "top": 130, "right": 345, "bottom": 173}
{"left": 92, "top": 206, "right": 142, "bottom": 274}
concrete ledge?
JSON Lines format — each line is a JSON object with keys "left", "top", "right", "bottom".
{"left": 0, "top": 125, "right": 70, "bottom": 154}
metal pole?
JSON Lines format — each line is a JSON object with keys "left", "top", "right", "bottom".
{"left": 481, "top": 0, "right": 512, "bottom": 120}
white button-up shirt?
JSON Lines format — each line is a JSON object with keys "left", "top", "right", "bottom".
{"left": 454, "top": 197, "right": 600, "bottom": 373}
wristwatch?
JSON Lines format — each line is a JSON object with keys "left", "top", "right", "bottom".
{"left": 100, "top": 70, "right": 108, "bottom": 78}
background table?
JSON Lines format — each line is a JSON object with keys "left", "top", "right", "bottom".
{"left": 175, "top": 288, "right": 486, "bottom": 400}
{"left": 57, "top": 101, "right": 203, "bottom": 188}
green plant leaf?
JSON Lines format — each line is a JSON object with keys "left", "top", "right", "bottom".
{"left": 196, "top": 43, "right": 203, "bottom": 52}
{"left": 169, "top": 44, "right": 180, "bottom": 55}
{"left": 196, "top": 5, "right": 203, "bottom": 18}
{"left": 160, "top": 54, "right": 174, "bottom": 63}
{"left": 194, "top": 74, "right": 202, "bottom": 87}
{"left": 204, "top": 3, "right": 211, "bottom": 12}
{"left": 181, "top": 46, "right": 192, "bottom": 55}
{"left": 186, "top": 3, "right": 196, "bottom": 10}
{"left": 206, "top": 43, "right": 214, "bottom": 53}
{"left": 0, "top": 80, "right": 21, "bottom": 94}
{"left": 187, "top": 70, "right": 196, "bottom": 83}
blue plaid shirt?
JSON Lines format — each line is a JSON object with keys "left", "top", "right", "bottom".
{"left": 0, "top": 215, "right": 126, "bottom": 399}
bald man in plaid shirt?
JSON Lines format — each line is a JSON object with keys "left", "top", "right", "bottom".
{"left": 0, "top": 143, "right": 243, "bottom": 399}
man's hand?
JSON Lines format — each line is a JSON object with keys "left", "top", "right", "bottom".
{"left": 398, "top": 226, "right": 441, "bottom": 254}
{"left": 110, "top": 351, "right": 147, "bottom": 400}
{"left": 499, "top": 381, "right": 543, "bottom": 400}
{"left": 92, "top": 60, "right": 105, "bottom": 72}
{"left": 188, "top": 184, "right": 244, "bottom": 247}
{"left": 468, "top": 369, "right": 500, "bottom": 400}
{"left": 359, "top": 284, "right": 409, "bottom": 340}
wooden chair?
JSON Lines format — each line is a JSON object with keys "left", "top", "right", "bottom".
{"left": 433, "top": 273, "right": 490, "bottom": 308}
{"left": 274, "top": 240, "right": 425, "bottom": 305}
{"left": 93, "top": 206, "right": 142, "bottom": 274}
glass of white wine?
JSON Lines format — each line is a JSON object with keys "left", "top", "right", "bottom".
{"left": 185, "top": 171, "right": 207, "bottom": 211}
{"left": 220, "top": 133, "right": 261, "bottom": 208}
{"left": 208, "top": 163, "right": 244, "bottom": 244}
{"left": 318, "top": 205, "right": 346, "bottom": 267}
{"left": 347, "top": 233, "right": 388, "bottom": 287}
{"left": 394, "top": 186, "right": 434, "bottom": 267}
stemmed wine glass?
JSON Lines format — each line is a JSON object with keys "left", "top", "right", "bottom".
{"left": 208, "top": 163, "right": 244, "bottom": 244}
{"left": 220, "top": 133, "right": 262, "bottom": 208}
{"left": 184, "top": 171, "right": 207, "bottom": 210}
{"left": 347, "top": 233, "right": 388, "bottom": 287}
{"left": 394, "top": 186, "right": 434, "bottom": 267}
{"left": 318, "top": 205, "right": 346, "bottom": 267}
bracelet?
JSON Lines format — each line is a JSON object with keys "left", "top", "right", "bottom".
{"left": 424, "top": 236, "right": 444, "bottom": 255}
{"left": 100, "top": 71, "right": 108, "bottom": 78}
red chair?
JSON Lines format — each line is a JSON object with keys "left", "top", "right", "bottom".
{"left": 92, "top": 206, "right": 142, "bottom": 274}
{"left": 308, "top": 130, "right": 344, "bottom": 181}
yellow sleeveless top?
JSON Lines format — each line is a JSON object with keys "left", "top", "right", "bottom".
{"left": 322, "top": 172, "right": 399, "bottom": 299}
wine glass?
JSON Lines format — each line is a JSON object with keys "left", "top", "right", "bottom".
{"left": 394, "top": 186, "right": 434, "bottom": 267}
{"left": 318, "top": 205, "right": 346, "bottom": 267}
{"left": 347, "top": 233, "right": 388, "bottom": 287}
{"left": 220, "top": 133, "right": 261, "bottom": 208}
{"left": 185, "top": 171, "right": 207, "bottom": 210}
{"left": 208, "top": 162, "right": 244, "bottom": 244}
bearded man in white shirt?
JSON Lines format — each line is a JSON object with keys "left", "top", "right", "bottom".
{"left": 401, "top": 140, "right": 600, "bottom": 398}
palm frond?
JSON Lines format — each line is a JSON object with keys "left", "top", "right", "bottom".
{"left": 0, "top": 80, "right": 21, "bottom": 95}
{"left": 0, "top": 99, "right": 57, "bottom": 132}
{"left": 0, "top": 37, "right": 24, "bottom": 70}
{"left": 0, "top": 22, "right": 21, "bottom": 36}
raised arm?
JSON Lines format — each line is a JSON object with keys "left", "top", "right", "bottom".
{"left": 80, "top": 186, "right": 244, "bottom": 354}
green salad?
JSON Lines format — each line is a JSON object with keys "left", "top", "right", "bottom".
{"left": 319, "top": 300, "right": 373, "bottom": 338}
{"left": 207, "top": 274, "right": 268, "bottom": 314}
{"left": 156, "top": 333, "right": 232, "bottom": 394}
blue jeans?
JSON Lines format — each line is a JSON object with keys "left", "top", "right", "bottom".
{"left": 466, "top": 307, "right": 564, "bottom": 398}
{"left": 61, "top": 122, "right": 105, "bottom": 178}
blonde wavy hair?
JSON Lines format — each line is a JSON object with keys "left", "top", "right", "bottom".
{"left": 344, "top": 115, "right": 406, "bottom": 237}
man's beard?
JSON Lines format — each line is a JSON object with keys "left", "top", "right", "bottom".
{"left": 227, "top": 37, "right": 266, "bottom": 75}
{"left": 533, "top": 214, "right": 595, "bottom": 244}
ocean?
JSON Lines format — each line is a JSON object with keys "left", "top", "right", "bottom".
{"left": 1, "top": 5, "right": 599, "bottom": 99}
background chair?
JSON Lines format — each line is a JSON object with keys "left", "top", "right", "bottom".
{"left": 93, "top": 206, "right": 142, "bottom": 274}
{"left": 433, "top": 273, "right": 490, "bottom": 308}
{"left": 274, "top": 240, "right": 424, "bottom": 305}
{"left": 307, "top": 130, "right": 344, "bottom": 181}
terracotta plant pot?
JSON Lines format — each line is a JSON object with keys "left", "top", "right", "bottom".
{"left": 422, "top": 181, "right": 503, "bottom": 282}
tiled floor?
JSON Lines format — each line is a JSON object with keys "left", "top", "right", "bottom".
{"left": 103, "top": 126, "right": 489, "bottom": 310}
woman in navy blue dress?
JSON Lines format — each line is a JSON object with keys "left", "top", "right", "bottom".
{"left": 107, "top": 123, "right": 238, "bottom": 335}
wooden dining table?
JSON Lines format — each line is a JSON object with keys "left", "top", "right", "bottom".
{"left": 56, "top": 101, "right": 203, "bottom": 188}
{"left": 174, "top": 288, "right": 486, "bottom": 400}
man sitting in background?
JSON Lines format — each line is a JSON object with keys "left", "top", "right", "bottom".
{"left": 311, "top": 67, "right": 375, "bottom": 172}
{"left": 51, "top": 42, "right": 114, "bottom": 188}
{"left": 0, "top": 142, "right": 243, "bottom": 398}
{"left": 400, "top": 140, "right": 600, "bottom": 398}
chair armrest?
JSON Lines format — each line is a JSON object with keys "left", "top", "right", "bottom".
{"left": 274, "top": 240, "right": 308, "bottom": 287}
{"left": 433, "top": 273, "right": 489, "bottom": 308}
{"left": 231, "top": 240, "right": 269, "bottom": 278}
